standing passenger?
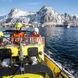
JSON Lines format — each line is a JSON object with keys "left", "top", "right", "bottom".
{"left": 11, "top": 22, "right": 26, "bottom": 45}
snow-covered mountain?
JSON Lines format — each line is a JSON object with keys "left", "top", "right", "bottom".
{"left": 0, "top": 6, "right": 78, "bottom": 27}
{"left": 30, "top": 6, "right": 63, "bottom": 25}
{"left": 61, "top": 13, "right": 78, "bottom": 26}
{"left": 0, "top": 8, "right": 35, "bottom": 25}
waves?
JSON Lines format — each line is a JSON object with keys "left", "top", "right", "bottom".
{"left": 39, "top": 26, "right": 78, "bottom": 78}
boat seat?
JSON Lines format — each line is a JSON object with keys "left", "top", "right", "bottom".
{"left": 28, "top": 47, "right": 38, "bottom": 57}
{"left": 0, "top": 49, "right": 11, "bottom": 60}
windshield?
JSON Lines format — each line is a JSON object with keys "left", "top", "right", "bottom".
{"left": 1, "top": 36, "right": 45, "bottom": 46}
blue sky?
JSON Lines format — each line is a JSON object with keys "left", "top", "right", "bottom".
{"left": 0, "top": 0, "right": 78, "bottom": 16}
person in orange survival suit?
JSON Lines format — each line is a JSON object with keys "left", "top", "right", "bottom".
{"left": 11, "top": 22, "right": 26, "bottom": 45}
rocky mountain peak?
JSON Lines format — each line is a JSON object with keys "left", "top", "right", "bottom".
{"left": 10, "top": 8, "right": 20, "bottom": 14}
{"left": 9, "top": 8, "right": 27, "bottom": 18}
{"left": 35, "top": 6, "right": 63, "bottom": 25}
{"left": 8, "top": 8, "right": 35, "bottom": 19}
{"left": 41, "top": 6, "right": 54, "bottom": 10}
{"left": 38, "top": 6, "right": 55, "bottom": 15}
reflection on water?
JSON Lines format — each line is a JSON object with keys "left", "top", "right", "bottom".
{"left": 39, "top": 26, "right": 78, "bottom": 78}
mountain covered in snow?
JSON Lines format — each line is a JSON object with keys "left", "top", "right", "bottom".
{"left": 0, "top": 6, "right": 78, "bottom": 27}
{"left": 61, "top": 13, "right": 78, "bottom": 26}
{"left": 30, "top": 6, "right": 63, "bottom": 26}
{"left": 0, "top": 8, "right": 35, "bottom": 26}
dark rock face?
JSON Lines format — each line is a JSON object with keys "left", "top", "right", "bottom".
{"left": 10, "top": 8, "right": 18, "bottom": 14}
{"left": 62, "top": 13, "right": 78, "bottom": 26}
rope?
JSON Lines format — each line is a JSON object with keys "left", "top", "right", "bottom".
{"left": 10, "top": 64, "right": 22, "bottom": 78}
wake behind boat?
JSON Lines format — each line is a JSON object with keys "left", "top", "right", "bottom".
{"left": 0, "top": 29, "right": 74, "bottom": 78}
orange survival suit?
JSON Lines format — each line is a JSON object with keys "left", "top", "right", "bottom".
{"left": 11, "top": 32, "right": 26, "bottom": 45}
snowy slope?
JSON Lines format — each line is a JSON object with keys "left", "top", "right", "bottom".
{"left": 61, "top": 13, "right": 78, "bottom": 26}
{"left": 0, "top": 6, "right": 78, "bottom": 27}
{"left": 30, "top": 6, "right": 63, "bottom": 25}
{"left": 0, "top": 8, "right": 35, "bottom": 24}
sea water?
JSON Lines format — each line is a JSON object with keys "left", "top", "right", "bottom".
{"left": 39, "top": 26, "right": 78, "bottom": 78}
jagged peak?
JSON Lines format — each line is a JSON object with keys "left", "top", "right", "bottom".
{"left": 37, "top": 5, "right": 57, "bottom": 16}
{"left": 8, "top": 8, "right": 35, "bottom": 18}
{"left": 41, "top": 6, "right": 54, "bottom": 9}
{"left": 40, "top": 6, "right": 54, "bottom": 11}
{"left": 10, "top": 8, "right": 21, "bottom": 14}
{"left": 10, "top": 8, "right": 35, "bottom": 14}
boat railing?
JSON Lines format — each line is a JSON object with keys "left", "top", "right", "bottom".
{"left": 2, "top": 37, "right": 45, "bottom": 46}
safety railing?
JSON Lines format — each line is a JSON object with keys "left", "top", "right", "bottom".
{"left": 0, "top": 37, "right": 45, "bottom": 46}
{"left": 25, "top": 37, "right": 45, "bottom": 45}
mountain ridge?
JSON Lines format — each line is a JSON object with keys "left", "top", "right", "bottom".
{"left": 0, "top": 6, "right": 78, "bottom": 27}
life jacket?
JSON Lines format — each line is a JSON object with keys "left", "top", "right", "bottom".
{"left": 11, "top": 32, "right": 26, "bottom": 44}
{"left": 31, "top": 33, "right": 40, "bottom": 37}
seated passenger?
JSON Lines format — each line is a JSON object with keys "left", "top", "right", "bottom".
{"left": 30, "top": 28, "right": 40, "bottom": 43}
{"left": 0, "top": 31, "right": 8, "bottom": 46}
{"left": 11, "top": 22, "right": 26, "bottom": 45}
{"left": 31, "top": 28, "right": 40, "bottom": 37}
